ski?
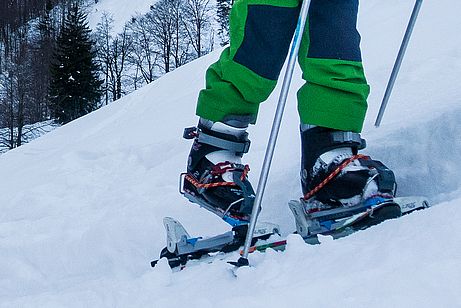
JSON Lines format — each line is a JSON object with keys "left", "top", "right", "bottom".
{"left": 246, "top": 195, "right": 430, "bottom": 254}
{"left": 152, "top": 196, "right": 429, "bottom": 270}
{"left": 151, "top": 217, "right": 279, "bottom": 269}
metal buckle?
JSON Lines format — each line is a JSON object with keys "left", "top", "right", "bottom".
{"left": 179, "top": 173, "right": 187, "bottom": 195}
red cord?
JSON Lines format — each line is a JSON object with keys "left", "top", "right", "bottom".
{"left": 303, "top": 154, "right": 369, "bottom": 200}
{"left": 185, "top": 164, "right": 250, "bottom": 189}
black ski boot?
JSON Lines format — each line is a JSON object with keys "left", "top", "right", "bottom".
{"left": 181, "top": 116, "right": 255, "bottom": 224}
{"left": 300, "top": 125, "right": 398, "bottom": 208}
{"left": 287, "top": 125, "right": 402, "bottom": 239}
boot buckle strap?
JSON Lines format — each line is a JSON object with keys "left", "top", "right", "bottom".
{"left": 183, "top": 126, "right": 251, "bottom": 154}
{"left": 197, "top": 131, "right": 250, "bottom": 154}
{"left": 330, "top": 131, "right": 366, "bottom": 150}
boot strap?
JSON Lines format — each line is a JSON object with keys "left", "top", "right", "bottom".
{"left": 183, "top": 126, "right": 250, "bottom": 154}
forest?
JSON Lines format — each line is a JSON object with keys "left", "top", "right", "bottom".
{"left": 0, "top": 0, "right": 233, "bottom": 153}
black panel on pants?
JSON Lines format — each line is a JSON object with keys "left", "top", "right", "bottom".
{"left": 307, "top": 0, "right": 362, "bottom": 61}
{"left": 234, "top": 5, "right": 300, "bottom": 81}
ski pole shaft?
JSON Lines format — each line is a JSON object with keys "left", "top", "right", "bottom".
{"left": 237, "top": 0, "right": 312, "bottom": 267}
{"left": 375, "top": 0, "right": 423, "bottom": 127}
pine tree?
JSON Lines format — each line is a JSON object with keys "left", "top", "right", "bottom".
{"left": 216, "top": 0, "right": 232, "bottom": 46}
{"left": 49, "top": 2, "right": 102, "bottom": 124}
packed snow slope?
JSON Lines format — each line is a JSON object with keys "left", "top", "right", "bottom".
{"left": 1, "top": 0, "right": 461, "bottom": 307}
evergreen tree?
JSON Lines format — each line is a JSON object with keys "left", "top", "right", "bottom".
{"left": 216, "top": 0, "right": 232, "bottom": 46}
{"left": 49, "top": 2, "right": 102, "bottom": 124}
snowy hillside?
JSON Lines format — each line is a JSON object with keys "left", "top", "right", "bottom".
{"left": 1, "top": 0, "right": 461, "bottom": 307}
{"left": 87, "top": 0, "right": 154, "bottom": 32}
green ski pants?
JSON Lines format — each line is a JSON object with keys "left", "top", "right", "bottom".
{"left": 196, "top": 0, "right": 370, "bottom": 133}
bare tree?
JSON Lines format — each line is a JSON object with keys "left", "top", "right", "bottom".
{"left": 110, "top": 26, "right": 132, "bottom": 100}
{"left": 169, "top": 0, "right": 191, "bottom": 69}
{"left": 95, "top": 13, "right": 132, "bottom": 103}
{"left": 127, "top": 14, "right": 159, "bottom": 86}
{"left": 0, "top": 26, "right": 32, "bottom": 149}
{"left": 95, "top": 12, "right": 113, "bottom": 105}
{"left": 145, "top": 0, "right": 175, "bottom": 73}
{"left": 141, "top": 0, "right": 197, "bottom": 74}
{"left": 182, "top": 0, "right": 212, "bottom": 58}
{"left": 0, "top": 62, "right": 16, "bottom": 150}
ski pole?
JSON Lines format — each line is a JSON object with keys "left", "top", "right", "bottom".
{"left": 375, "top": 0, "right": 423, "bottom": 127}
{"left": 234, "top": 0, "right": 312, "bottom": 268}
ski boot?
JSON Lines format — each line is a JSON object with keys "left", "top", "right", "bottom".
{"left": 181, "top": 116, "right": 255, "bottom": 226}
{"left": 290, "top": 125, "right": 401, "bottom": 239}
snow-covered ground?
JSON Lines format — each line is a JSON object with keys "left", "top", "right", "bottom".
{"left": 1, "top": 0, "right": 461, "bottom": 307}
{"left": 0, "top": 120, "right": 59, "bottom": 154}
{"left": 87, "top": 0, "right": 154, "bottom": 32}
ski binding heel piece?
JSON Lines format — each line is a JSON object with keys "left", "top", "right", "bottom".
{"left": 164, "top": 217, "right": 195, "bottom": 253}
{"left": 164, "top": 217, "right": 235, "bottom": 255}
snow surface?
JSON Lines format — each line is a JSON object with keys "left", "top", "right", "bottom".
{"left": 0, "top": 120, "right": 59, "bottom": 154}
{"left": 87, "top": 0, "right": 154, "bottom": 32}
{"left": 1, "top": 0, "right": 461, "bottom": 307}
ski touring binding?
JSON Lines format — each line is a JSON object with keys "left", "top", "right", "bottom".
{"left": 289, "top": 195, "right": 430, "bottom": 241}
{"left": 151, "top": 217, "right": 279, "bottom": 269}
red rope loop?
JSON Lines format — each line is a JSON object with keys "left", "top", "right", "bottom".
{"left": 185, "top": 164, "right": 250, "bottom": 190}
{"left": 303, "top": 154, "right": 369, "bottom": 200}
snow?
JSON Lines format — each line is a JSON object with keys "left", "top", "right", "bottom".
{"left": 1, "top": 0, "right": 461, "bottom": 307}
{"left": 87, "top": 0, "right": 154, "bottom": 32}
{"left": 0, "top": 120, "right": 59, "bottom": 154}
